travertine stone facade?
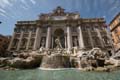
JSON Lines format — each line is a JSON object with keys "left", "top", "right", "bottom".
{"left": 8, "top": 6, "right": 112, "bottom": 53}
{"left": 109, "top": 12, "right": 120, "bottom": 52}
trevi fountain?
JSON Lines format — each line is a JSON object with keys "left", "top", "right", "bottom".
{"left": 0, "top": 6, "right": 120, "bottom": 80}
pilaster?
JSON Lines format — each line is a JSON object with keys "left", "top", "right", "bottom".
{"left": 26, "top": 31, "right": 32, "bottom": 50}
{"left": 33, "top": 27, "right": 41, "bottom": 50}
{"left": 7, "top": 32, "right": 15, "bottom": 51}
{"left": 67, "top": 25, "right": 72, "bottom": 50}
{"left": 17, "top": 31, "right": 24, "bottom": 51}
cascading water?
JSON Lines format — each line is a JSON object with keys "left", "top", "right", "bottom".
{"left": 40, "top": 51, "right": 71, "bottom": 68}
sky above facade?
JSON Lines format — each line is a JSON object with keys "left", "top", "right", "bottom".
{"left": 0, "top": 0, "right": 120, "bottom": 35}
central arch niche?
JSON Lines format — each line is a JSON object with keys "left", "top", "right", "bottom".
{"left": 53, "top": 28, "right": 65, "bottom": 48}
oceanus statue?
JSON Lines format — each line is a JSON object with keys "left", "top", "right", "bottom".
{"left": 55, "top": 37, "right": 62, "bottom": 49}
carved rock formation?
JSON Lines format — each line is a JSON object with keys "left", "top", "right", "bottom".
{"left": 0, "top": 48, "right": 120, "bottom": 71}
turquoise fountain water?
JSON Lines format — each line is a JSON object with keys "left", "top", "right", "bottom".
{"left": 0, "top": 69, "right": 120, "bottom": 80}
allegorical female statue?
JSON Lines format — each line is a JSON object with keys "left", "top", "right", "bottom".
{"left": 39, "top": 38, "right": 45, "bottom": 52}
{"left": 41, "top": 38, "right": 45, "bottom": 47}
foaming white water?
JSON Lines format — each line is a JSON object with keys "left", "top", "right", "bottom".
{"left": 39, "top": 67, "right": 62, "bottom": 70}
{"left": 38, "top": 67, "right": 79, "bottom": 70}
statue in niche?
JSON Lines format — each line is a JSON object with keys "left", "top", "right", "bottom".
{"left": 103, "top": 37, "right": 110, "bottom": 45}
{"left": 73, "top": 37, "right": 78, "bottom": 47}
{"left": 39, "top": 38, "right": 45, "bottom": 52}
{"left": 55, "top": 37, "right": 62, "bottom": 49}
{"left": 41, "top": 38, "right": 45, "bottom": 47}
{"left": 72, "top": 37, "right": 78, "bottom": 55}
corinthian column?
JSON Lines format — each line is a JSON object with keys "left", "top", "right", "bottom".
{"left": 45, "top": 26, "right": 51, "bottom": 49}
{"left": 33, "top": 27, "right": 41, "bottom": 50}
{"left": 78, "top": 26, "right": 84, "bottom": 49}
{"left": 87, "top": 28, "right": 94, "bottom": 48}
{"left": 26, "top": 31, "right": 32, "bottom": 50}
{"left": 67, "top": 26, "right": 72, "bottom": 50}
{"left": 65, "top": 34, "right": 67, "bottom": 48}
{"left": 96, "top": 28, "right": 104, "bottom": 48}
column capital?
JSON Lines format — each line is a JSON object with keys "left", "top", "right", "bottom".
{"left": 66, "top": 23, "right": 71, "bottom": 27}
{"left": 65, "top": 20, "right": 72, "bottom": 27}
{"left": 64, "top": 33, "right": 67, "bottom": 36}
{"left": 77, "top": 21, "right": 81, "bottom": 25}
{"left": 36, "top": 24, "right": 42, "bottom": 27}
{"left": 47, "top": 22, "right": 52, "bottom": 26}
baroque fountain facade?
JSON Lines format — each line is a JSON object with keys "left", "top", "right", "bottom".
{"left": 1, "top": 6, "right": 117, "bottom": 70}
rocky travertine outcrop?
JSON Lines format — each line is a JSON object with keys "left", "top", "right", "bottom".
{"left": 76, "top": 48, "right": 106, "bottom": 68}
{"left": 0, "top": 51, "right": 43, "bottom": 69}
{"left": 0, "top": 48, "right": 120, "bottom": 71}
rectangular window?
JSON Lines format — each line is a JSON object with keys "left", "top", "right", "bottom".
{"left": 42, "top": 28, "right": 47, "bottom": 33}
{"left": 83, "top": 37, "right": 91, "bottom": 47}
{"left": 91, "top": 27, "right": 95, "bottom": 31}
{"left": 24, "top": 28, "right": 28, "bottom": 33}
{"left": 72, "top": 36, "right": 79, "bottom": 47}
{"left": 14, "top": 28, "right": 20, "bottom": 33}
{"left": 30, "top": 27, "right": 36, "bottom": 33}
{"left": 72, "top": 27, "right": 77, "bottom": 32}
{"left": 93, "top": 37, "right": 100, "bottom": 46}
{"left": 81, "top": 26, "right": 87, "bottom": 31}
{"left": 40, "top": 37, "right": 46, "bottom": 47}
{"left": 33, "top": 28, "right": 36, "bottom": 32}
